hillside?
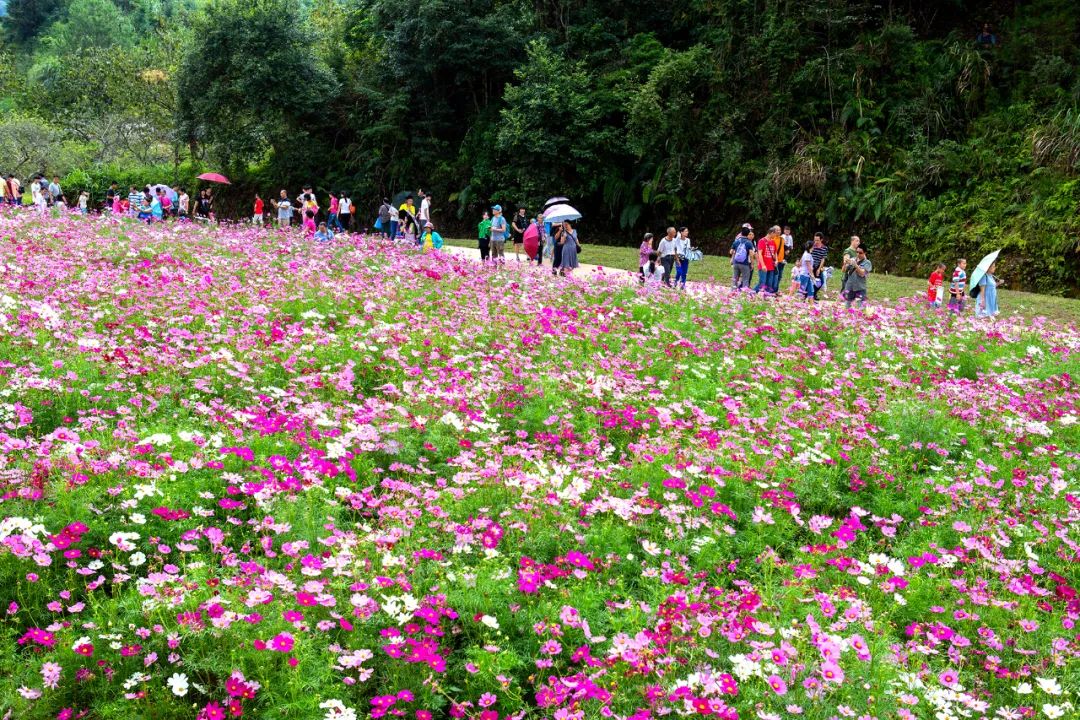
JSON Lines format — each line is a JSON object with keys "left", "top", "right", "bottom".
{"left": 0, "top": 0, "right": 1078, "bottom": 294}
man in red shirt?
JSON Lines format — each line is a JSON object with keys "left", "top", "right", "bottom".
{"left": 754, "top": 230, "right": 778, "bottom": 294}
{"left": 253, "top": 193, "right": 264, "bottom": 225}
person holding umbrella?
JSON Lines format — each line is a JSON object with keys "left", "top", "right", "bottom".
{"left": 968, "top": 250, "right": 1002, "bottom": 318}
{"left": 512, "top": 207, "right": 529, "bottom": 262}
{"left": 974, "top": 262, "right": 1000, "bottom": 318}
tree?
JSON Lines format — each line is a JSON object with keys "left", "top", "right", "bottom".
{"left": 494, "top": 40, "right": 617, "bottom": 206}
{"left": 3, "top": 0, "right": 63, "bottom": 45}
{"left": 37, "top": 0, "right": 136, "bottom": 55}
{"left": 175, "top": 0, "right": 338, "bottom": 169}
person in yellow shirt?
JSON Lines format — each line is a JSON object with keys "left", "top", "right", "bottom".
{"left": 398, "top": 194, "right": 418, "bottom": 243}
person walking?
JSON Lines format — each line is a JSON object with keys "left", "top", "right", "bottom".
{"left": 769, "top": 226, "right": 786, "bottom": 293}
{"left": 754, "top": 229, "right": 778, "bottom": 294}
{"left": 974, "top": 262, "right": 1000, "bottom": 318}
{"left": 730, "top": 224, "right": 755, "bottom": 290}
{"left": 418, "top": 191, "right": 431, "bottom": 228}
{"left": 327, "top": 192, "right": 342, "bottom": 232}
{"left": 810, "top": 232, "right": 829, "bottom": 301}
{"left": 489, "top": 205, "right": 508, "bottom": 264}
{"left": 949, "top": 258, "right": 968, "bottom": 313}
{"left": 31, "top": 177, "right": 46, "bottom": 217}
{"left": 511, "top": 207, "right": 528, "bottom": 262}
{"left": 639, "top": 233, "right": 654, "bottom": 283}
{"left": 658, "top": 227, "right": 678, "bottom": 287}
{"left": 927, "top": 263, "right": 947, "bottom": 307}
{"left": 842, "top": 246, "right": 872, "bottom": 308}
{"left": 253, "top": 193, "right": 264, "bottom": 225}
{"left": 555, "top": 220, "right": 579, "bottom": 276}
{"left": 48, "top": 176, "right": 66, "bottom": 208}
{"left": 533, "top": 213, "right": 547, "bottom": 266}
{"left": 338, "top": 192, "right": 352, "bottom": 232}
{"left": 477, "top": 210, "right": 492, "bottom": 262}
{"left": 797, "top": 240, "right": 817, "bottom": 300}
{"left": 377, "top": 198, "right": 393, "bottom": 238}
{"left": 674, "top": 226, "right": 691, "bottom": 289}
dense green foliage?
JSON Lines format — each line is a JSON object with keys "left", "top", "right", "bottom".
{"left": 2, "top": 0, "right": 1079, "bottom": 292}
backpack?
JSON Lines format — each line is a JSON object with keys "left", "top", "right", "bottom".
{"left": 732, "top": 239, "right": 749, "bottom": 264}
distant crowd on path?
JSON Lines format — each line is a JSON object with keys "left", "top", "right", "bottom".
{"left": 5, "top": 173, "right": 1003, "bottom": 315}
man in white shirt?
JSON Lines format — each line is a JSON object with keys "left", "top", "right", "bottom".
{"left": 657, "top": 226, "right": 678, "bottom": 287}
{"left": 673, "top": 227, "right": 691, "bottom": 289}
{"left": 418, "top": 191, "right": 431, "bottom": 227}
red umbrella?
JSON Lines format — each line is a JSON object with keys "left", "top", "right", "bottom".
{"left": 197, "top": 172, "right": 231, "bottom": 184}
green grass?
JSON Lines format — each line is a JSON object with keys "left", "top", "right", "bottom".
{"left": 443, "top": 237, "right": 1080, "bottom": 322}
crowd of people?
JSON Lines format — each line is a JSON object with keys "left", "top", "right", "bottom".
{"left": 2, "top": 174, "right": 1002, "bottom": 314}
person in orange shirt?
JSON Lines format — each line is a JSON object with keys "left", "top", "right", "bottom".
{"left": 768, "top": 226, "right": 786, "bottom": 293}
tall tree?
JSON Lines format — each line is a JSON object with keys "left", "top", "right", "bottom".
{"left": 175, "top": 0, "right": 338, "bottom": 169}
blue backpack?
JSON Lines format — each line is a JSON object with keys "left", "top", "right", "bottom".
{"left": 732, "top": 238, "right": 750, "bottom": 264}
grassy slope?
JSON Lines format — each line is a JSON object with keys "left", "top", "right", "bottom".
{"left": 442, "top": 237, "right": 1080, "bottom": 323}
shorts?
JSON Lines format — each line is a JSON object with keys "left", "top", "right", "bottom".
{"left": 253, "top": 213, "right": 263, "bottom": 223}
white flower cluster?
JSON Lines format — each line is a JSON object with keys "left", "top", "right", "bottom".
{"left": 319, "top": 699, "right": 358, "bottom": 720}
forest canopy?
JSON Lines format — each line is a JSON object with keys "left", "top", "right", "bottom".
{"left": 1, "top": 0, "right": 1079, "bottom": 293}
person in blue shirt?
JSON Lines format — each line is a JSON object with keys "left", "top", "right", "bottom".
{"left": 313, "top": 222, "right": 334, "bottom": 242}
{"left": 421, "top": 222, "right": 443, "bottom": 252}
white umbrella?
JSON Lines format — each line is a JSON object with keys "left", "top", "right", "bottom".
{"left": 544, "top": 196, "right": 570, "bottom": 208}
{"left": 968, "top": 249, "right": 1000, "bottom": 293}
{"left": 544, "top": 203, "right": 581, "bottom": 223}
{"left": 152, "top": 184, "right": 178, "bottom": 202}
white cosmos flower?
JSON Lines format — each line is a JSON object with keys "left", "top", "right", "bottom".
{"left": 1036, "top": 678, "right": 1062, "bottom": 695}
{"left": 166, "top": 672, "right": 188, "bottom": 697}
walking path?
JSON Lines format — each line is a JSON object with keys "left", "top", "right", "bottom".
{"left": 439, "top": 243, "right": 643, "bottom": 285}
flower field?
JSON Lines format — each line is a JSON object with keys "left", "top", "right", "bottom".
{"left": 1, "top": 211, "right": 1079, "bottom": 720}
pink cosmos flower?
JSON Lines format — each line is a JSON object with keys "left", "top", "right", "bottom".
{"left": 269, "top": 633, "right": 295, "bottom": 653}
{"left": 767, "top": 674, "right": 788, "bottom": 695}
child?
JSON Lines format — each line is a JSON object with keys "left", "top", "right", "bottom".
{"left": 949, "top": 259, "right": 968, "bottom": 313}
{"left": 253, "top": 193, "right": 264, "bottom": 225}
{"left": 78, "top": 191, "right": 90, "bottom": 215}
{"left": 477, "top": 211, "right": 492, "bottom": 262}
{"left": 160, "top": 190, "right": 173, "bottom": 218}
{"left": 927, "top": 263, "right": 946, "bottom": 307}
{"left": 642, "top": 251, "right": 664, "bottom": 286}
{"left": 302, "top": 194, "right": 317, "bottom": 235}
{"left": 111, "top": 192, "right": 123, "bottom": 215}
{"left": 798, "top": 241, "right": 818, "bottom": 300}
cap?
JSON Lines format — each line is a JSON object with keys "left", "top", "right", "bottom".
{"left": 741, "top": 223, "right": 753, "bottom": 230}
{"left": 492, "top": 204, "right": 502, "bottom": 211}
{"left": 424, "top": 221, "right": 433, "bottom": 229}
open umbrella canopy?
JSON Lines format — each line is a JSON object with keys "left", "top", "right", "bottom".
{"left": 968, "top": 249, "right": 1001, "bottom": 293}
{"left": 522, "top": 223, "right": 540, "bottom": 259}
{"left": 151, "top": 184, "right": 178, "bottom": 202}
{"left": 544, "top": 196, "right": 570, "bottom": 208}
{"left": 543, "top": 203, "right": 581, "bottom": 224}
{"left": 197, "top": 172, "right": 231, "bottom": 184}
{"left": 391, "top": 191, "right": 416, "bottom": 208}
